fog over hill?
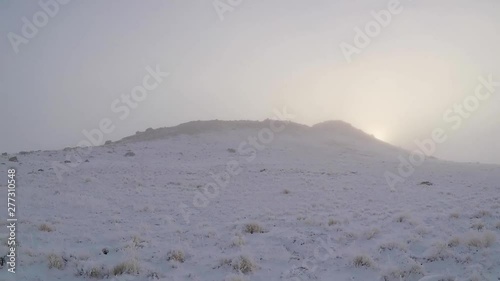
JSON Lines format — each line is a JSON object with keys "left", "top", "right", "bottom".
{"left": 118, "top": 119, "right": 401, "bottom": 154}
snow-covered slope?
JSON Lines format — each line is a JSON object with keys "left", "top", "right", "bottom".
{"left": 1, "top": 120, "right": 499, "bottom": 281}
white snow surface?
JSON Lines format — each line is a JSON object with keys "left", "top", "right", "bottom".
{"left": 0, "top": 120, "right": 499, "bottom": 281}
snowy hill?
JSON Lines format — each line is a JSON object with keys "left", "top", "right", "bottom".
{"left": 1, "top": 120, "right": 499, "bottom": 281}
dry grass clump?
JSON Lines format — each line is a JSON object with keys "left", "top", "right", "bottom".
{"left": 471, "top": 221, "right": 485, "bottom": 231}
{"left": 47, "top": 253, "right": 65, "bottom": 270}
{"left": 231, "top": 235, "right": 245, "bottom": 247}
{"left": 448, "top": 237, "right": 461, "bottom": 248}
{"left": 415, "top": 226, "right": 430, "bottom": 236}
{"left": 130, "top": 235, "right": 146, "bottom": 248}
{"left": 112, "top": 259, "right": 140, "bottom": 275}
{"left": 394, "top": 214, "right": 410, "bottom": 223}
{"left": 406, "top": 263, "right": 425, "bottom": 276}
{"left": 167, "top": 250, "right": 185, "bottom": 263}
{"left": 468, "top": 238, "right": 486, "bottom": 248}
{"left": 379, "top": 242, "right": 407, "bottom": 252}
{"left": 352, "top": 255, "right": 375, "bottom": 268}
{"left": 328, "top": 219, "right": 340, "bottom": 226}
{"left": 424, "top": 243, "right": 452, "bottom": 262}
{"left": 88, "top": 266, "right": 108, "bottom": 278}
{"left": 244, "top": 223, "right": 265, "bottom": 234}
{"left": 471, "top": 210, "right": 491, "bottom": 219}
{"left": 381, "top": 263, "right": 425, "bottom": 281}
{"left": 218, "top": 257, "right": 233, "bottom": 268}
{"left": 466, "top": 231, "right": 496, "bottom": 248}
{"left": 232, "top": 256, "right": 257, "bottom": 274}
{"left": 363, "top": 228, "right": 380, "bottom": 240}
{"left": 39, "top": 223, "right": 54, "bottom": 232}
{"left": 76, "top": 264, "right": 110, "bottom": 279}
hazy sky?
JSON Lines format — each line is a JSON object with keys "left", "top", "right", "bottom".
{"left": 1, "top": 0, "right": 500, "bottom": 164}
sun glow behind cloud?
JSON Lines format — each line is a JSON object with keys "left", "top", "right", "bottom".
{"left": 274, "top": 52, "right": 480, "bottom": 146}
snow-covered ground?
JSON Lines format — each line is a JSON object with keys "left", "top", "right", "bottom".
{"left": 1, "top": 120, "right": 499, "bottom": 281}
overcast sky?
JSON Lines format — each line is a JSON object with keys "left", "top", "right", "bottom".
{"left": 1, "top": 0, "right": 500, "bottom": 164}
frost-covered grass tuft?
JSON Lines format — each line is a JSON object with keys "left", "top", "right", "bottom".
{"left": 130, "top": 235, "right": 146, "bottom": 248}
{"left": 112, "top": 259, "right": 140, "bottom": 275}
{"left": 415, "top": 226, "right": 430, "bottom": 236}
{"left": 232, "top": 255, "right": 257, "bottom": 274}
{"left": 88, "top": 267, "right": 108, "bottom": 278}
{"left": 167, "top": 250, "right": 185, "bottom": 263}
{"left": 47, "top": 253, "right": 65, "bottom": 270}
{"left": 379, "top": 241, "right": 407, "bottom": 252}
{"left": 448, "top": 237, "right": 461, "bottom": 248}
{"left": 381, "top": 262, "right": 425, "bottom": 281}
{"left": 76, "top": 263, "right": 110, "bottom": 279}
{"left": 424, "top": 243, "right": 452, "bottom": 262}
{"left": 39, "top": 223, "right": 54, "bottom": 232}
{"left": 394, "top": 214, "right": 410, "bottom": 223}
{"left": 470, "top": 221, "right": 485, "bottom": 231}
{"left": 352, "top": 255, "right": 375, "bottom": 268}
{"left": 328, "top": 218, "right": 340, "bottom": 226}
{"left": 244, "top": 223, "right": 265, "bottom": 234}
{"left": 466, "top": 231, "right": 496, "bottom": 248}
{"left": 231, "top": 235, "right": 245, "bottom": 247}
{"left": 471, "top": 210, "right": 491, "bottom": 219}
{"left": 363, "top": 228, "right": 380, "bottom": 240}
